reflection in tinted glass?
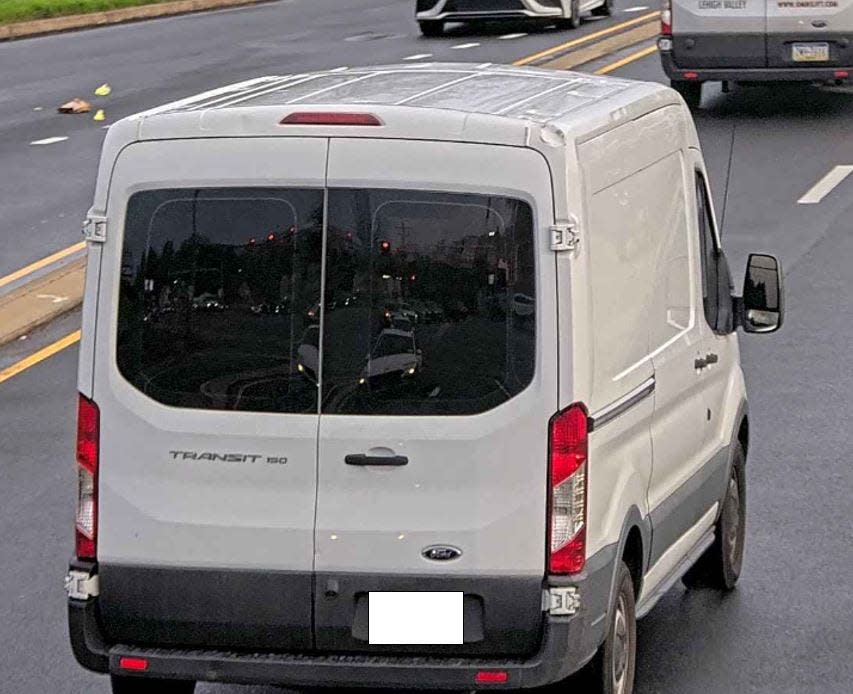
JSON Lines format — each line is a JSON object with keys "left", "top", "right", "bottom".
{"left": 117, "top": 189, "right": 323, "bottom": 413}
{"left": 322, "top": 189, "right": 536, "bottom": 416}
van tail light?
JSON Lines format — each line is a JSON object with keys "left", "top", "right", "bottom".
{"left": 548, "top": 404, "right": 588, "bottom": 574}
{"left": 661, "top": 0, "right": 672, "bottom": 36}
{"left": 75, "top": 394, "right": 99, "bottom": 561}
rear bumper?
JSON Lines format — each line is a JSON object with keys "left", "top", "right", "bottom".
{"left": 69, "top": 597, "right": 595, "bottom": 689}
{"left": 417, "top": 0, "right": 564, "bottom": 21}
{"left": 660, "top": 46, "right": 853, "bottom": 83}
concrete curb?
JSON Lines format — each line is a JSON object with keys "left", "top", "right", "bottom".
{"left": 0, "top": 259, "right": 85, "bottom": 346}
{"left": 0, "top": 0, "right": 271, "bottom": 41}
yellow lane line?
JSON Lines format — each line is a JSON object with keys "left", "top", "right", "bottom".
{"left": 0, "top": 242, "right": 86, "bottom": 290}
{"left": 513, "top": 11, "right": 660, "bottom": 66}
{"left": 0, "top": 330, "right": 81, "bottom": 386}
{"left": 595, "top": 43, "right": 659, "bottom": 75}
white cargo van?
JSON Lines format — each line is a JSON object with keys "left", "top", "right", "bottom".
{"left": 66, "top": 64, "right": 783, "bottom": 694}
{"left": 659, "top": 0, "right": 853, "bottom": 106}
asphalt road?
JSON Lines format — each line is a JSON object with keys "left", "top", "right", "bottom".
{"left": 0, "top": 0, "right": 646, "bottom": 278}
{"left": 2, "top": 1, "right": 853, "bottom": 693}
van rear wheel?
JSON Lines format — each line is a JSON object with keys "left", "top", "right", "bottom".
{"left": 111, "top": 675, "right": 196, "bottom": 693}
{"left": 574, "top": 561, "right": 637, "bottom": 694}
{"left": 682, "top": 443, "right": 746, "bottom": 590}
{"left": 670, "top": 80, "right": 702, "bottom": 109}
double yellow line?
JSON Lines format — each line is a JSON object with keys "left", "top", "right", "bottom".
{"left": 0, "top": 13, "right": 660, "bottom": 387}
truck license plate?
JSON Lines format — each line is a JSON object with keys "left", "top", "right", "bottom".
{"left": 792, "top": 43, "right": 830, "bottom": 62}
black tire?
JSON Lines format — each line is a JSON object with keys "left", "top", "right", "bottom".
{"left": 682, "top": 442, "right": 747, "bottom": 590}
{"left": 111, "top": 675, "right": 196, "bottom": 694}
{"left": 418, "top": 20, "right": 444, "bottom": 37}
{"left": 670, "top": 80, "right": 702, "bottom": 109}
{"left": 592, "top": 0, "right": 614, "bottom": 16}
{"left": 576, "top": 561, "right": 637, "bottom": 694}
{"left": 556, "top": 0, "right": 582, "bottom": 30}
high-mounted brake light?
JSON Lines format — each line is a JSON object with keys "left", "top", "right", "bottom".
{"left": 548, "top": 404, "right": 588, "bottom": 574}
{"left": 661, "top": 0, "right": 672, "bottom": 36}
{"left": 280, "top": 112, "right": 383, "bottom": 126}
{"left": 119, "top": 657, "right": 149, "bottom": 672}
{"left": 76, "top": 394, "right": 99, "bottom": 561}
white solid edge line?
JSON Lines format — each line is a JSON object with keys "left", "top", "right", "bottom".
{"left": 797, "top": 165, "right": 853, "bottom": 204}
{"left": 30, "top": 136, "right": 69, "bottom": 145}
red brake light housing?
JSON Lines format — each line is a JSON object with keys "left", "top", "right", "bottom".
{"left": 661, "top": 0, "right": 672, "bottom": 36}
{"left": 280, "top": 112, "right": 383, "bottom": 126}
{"left": 76, "top": 394, "right": 99, "bottom": 560}
{"left": 548, "top": 404, "right": 588, "bottom": 574}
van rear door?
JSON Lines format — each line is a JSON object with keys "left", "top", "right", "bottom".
{"left": 314, "top": 139, "right": 557, "bottom": 656}
{"left": 766, "top": 0, "right": 853, "bottom": 68}
{"left": 93, "top": 138, "right": 326, "bottom": 651}
{"left": 671, "top": 0, "right": 767, "bottom": 68}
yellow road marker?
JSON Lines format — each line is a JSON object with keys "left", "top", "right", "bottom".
{"left": 0, "top": 330, "right": 81, "bottom": 386}
{"left": 514, "top": 11, "right": 659, "bottom": 66}
{"left": 595, "top": 44, "right": 659, "bottom": 75}
{"left": 0, "top": 242, "right": 86, "bottom": 290}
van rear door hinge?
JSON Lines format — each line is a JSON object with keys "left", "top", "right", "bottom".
{"left": 83, "top": 215, "right": 107, "bottom": 243}
{"left": 550, "top": 218, "right": 579, "bottom": 252}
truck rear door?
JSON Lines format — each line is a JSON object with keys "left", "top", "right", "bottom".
{"left": 93, "top": 138, "right": 326, "bottom": 652}
{"left": 313, "top": 138, "right": 558, "bottom": 657}
{"left": 671, "top": 0, "right": 767, "bottom": 68}
{"left": 766, "top": 0, "right": 853, "bottom": 68}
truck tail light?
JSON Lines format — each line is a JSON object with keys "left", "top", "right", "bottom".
{"left": 76, "top": 394, "right": 99, "bottom": 560}
{"left": 661, "top": 0, "right": 672, "bottom": 36}
{"left": 548, "top": 404, "right": 588, "bottom": 574}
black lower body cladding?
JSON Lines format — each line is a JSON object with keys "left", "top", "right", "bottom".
{"left": 70, "top": 548, "right": 618, "bottom": 688}
{"left": 96, "top": 566, "right": 543, "bottom": 656}
{"left": 661, "top": 49, "right": 853, "bottom": 83}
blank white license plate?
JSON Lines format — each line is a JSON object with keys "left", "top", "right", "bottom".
{"left": 792, "top": 43, "right": 830, "bottom": 62}
{"left": 368, "top": 592, "right": 463, "bottom": 645}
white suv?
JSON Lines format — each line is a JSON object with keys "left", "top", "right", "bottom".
{"left": 415, "top": 0, "right": 613, "bottom": 36}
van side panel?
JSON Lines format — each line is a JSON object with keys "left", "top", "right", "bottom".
{"left": 576, "top": 111, "right": 690, "bottom": 566}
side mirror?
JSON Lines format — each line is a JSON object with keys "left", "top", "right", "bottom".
{"left": 737, "top": 253, "right": 784, "bottom": 334}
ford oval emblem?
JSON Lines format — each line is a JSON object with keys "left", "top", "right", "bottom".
{"left": 422, "top": 545, "right": 462, "bottom": 561}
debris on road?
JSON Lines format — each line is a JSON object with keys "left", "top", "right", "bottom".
{"left": 93, "top": 109, "right": 106, "bottom": 122}
{"left": 57, "top": 98, "right": 91, "bottom": 114}
{"left": 94, "top": 84, "right": 112, "bottom": 97}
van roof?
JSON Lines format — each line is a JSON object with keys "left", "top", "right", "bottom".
{"left": 146, "top": 63, "right": 643, "bottom": 121}
{"left": 120, "top": 63, "right": 675, "bottom": 142}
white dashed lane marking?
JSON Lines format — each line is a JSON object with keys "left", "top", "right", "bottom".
{"left": 451, "top": 42, "right": 481, "bottom": 50}
{"left": 499, "top": 33, "right": 528, "bottom": 40}
{"left": 797, "top": 165, "right": 853, "bottom": 204}
{"left": 404, "top": 53, "right": 433, "bottom": 60}
{"left": 30, "top": 136, "right": 68, "bottom": 146}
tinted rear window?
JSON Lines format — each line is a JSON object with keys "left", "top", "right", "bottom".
{"left": 117, "top": 188, "right": 536, "bottom": 416}
{"left": 117, "top": 188, "right": 323, "bottom": 413}
{"left": 321, "top": 189, "right": 535, "bottom": 416}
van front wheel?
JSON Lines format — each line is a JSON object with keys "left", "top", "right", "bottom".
{"left": 111, "top": 675, "right": 196, "bottom": 694}
{"left": 682, "top": 443, "right": 746, "bottom": 590}
{"left": 670, "top": 80, "right": 702, "bottom": 109}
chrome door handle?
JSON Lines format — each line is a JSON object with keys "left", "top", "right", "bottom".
{"left": 694, "top": 357, "right": 708, "bottom": 370}
{"left": 705, "top": 352, "right": 719, "bottom": 365}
